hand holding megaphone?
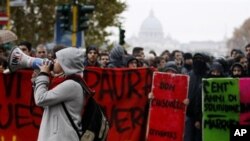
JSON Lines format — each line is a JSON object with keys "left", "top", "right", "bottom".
{"left": 38, "top": 59, "right": 54, "bottom": 74}
{"left": 7, "top": 47, "right": 53, "bottom": 72}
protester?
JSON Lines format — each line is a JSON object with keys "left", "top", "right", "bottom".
{"left": 107, "top": 45, "right": 126, "bottom": 68}
{"left": 18, "top": 41, "right": 32, "bottom": 56}
{"left": 184, "top": 52, "right": 210, "bottom": 141}
{"left": 155, "top": 56, "right": 167, "bottom": 71}
{"left": 33, "top": 47, "right": 85, "bottom": 141}
{"left": 160, "top": 61, "right": 179, "bottom": 73}
{"left": 207, "top": 61, "right": 225, "bottom": 78}
{"left": 99, "top": 52, "right": 110, "bottom": 68}
{"left": 123, "top": 55, "right": 139, "bottom": 68}
{"left": 160, "top": 49, "right": 171, "bottom": 62}
{"left": 183, "top": 52, "right": 193, "bottom": 74}
{"left": 83, "top": 45, "right": 101, "bottom": 67}
{"left": 35, "top": 44, "right": 48, "bottom": 59}
{"left": 132, "top": 47, "right": 147, "bottom": 67}
{"left": 230, "top": 63, "right": 245, "bottom": 78}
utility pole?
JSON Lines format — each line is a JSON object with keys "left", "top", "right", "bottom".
{"left": 6, "top": 0, "right": 10, "bottom": 29}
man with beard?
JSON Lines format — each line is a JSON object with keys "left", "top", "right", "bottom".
{"left": 184, "top": 53, "right": 210, "bottom": 141}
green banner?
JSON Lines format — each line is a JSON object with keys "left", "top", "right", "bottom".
{"left": 202, "top": 78, "right": 240, "bottom": 141}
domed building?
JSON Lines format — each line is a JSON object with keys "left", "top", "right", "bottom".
{"left": 126, "top": 10, "right": 227, "bottom": 57}
{"left": 127, "top": 10, "right": 180, "bottom": 55}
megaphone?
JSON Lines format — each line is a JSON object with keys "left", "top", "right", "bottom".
{"left": 7, "top": 47, "right": 53, "bottom": 72}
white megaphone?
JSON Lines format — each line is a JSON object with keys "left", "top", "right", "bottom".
{"left": 7, "top": 47, "right": 53, "bottom": 72}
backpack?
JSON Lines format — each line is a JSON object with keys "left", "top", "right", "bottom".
{"left": 62, "top": 75, "right": 109, "bottom": 141}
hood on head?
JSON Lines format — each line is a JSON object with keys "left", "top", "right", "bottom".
{"left": 123, "top": 55, "right": 138, "bottom": 67}
{"left": 109, "top": 45, "right": 125, "bottom": 62}
{"left": 56, "top": 47, "right": 84, "bottom": 76}
{"left": 210, "top": 61, "right": 224, "bottom": 72}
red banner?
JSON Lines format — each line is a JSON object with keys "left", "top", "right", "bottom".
{"left": 0, "top": 70, "right": 42, "bottom": 141}
{"left": 84, "top": 67, "right": 154, "bottom": 141}
{"left": 0, "top": 68, "right": 154, "bottom": 141}
{"left": 147, "top": 72, "right": 189, "bottom": 141}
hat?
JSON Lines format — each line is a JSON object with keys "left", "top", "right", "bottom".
{"left": 86, "top": 45, "right": 99, "bottom": 55}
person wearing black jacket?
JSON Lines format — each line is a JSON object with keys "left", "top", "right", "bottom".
{"left": 184, "top": 53, "right": 210, "bottom": 141}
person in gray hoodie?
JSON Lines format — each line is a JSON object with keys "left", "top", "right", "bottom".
{"left": 34, "top": 47, "right": 85, "bottom": 141}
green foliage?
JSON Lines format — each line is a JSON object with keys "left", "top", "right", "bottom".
{"left": 10, "top": 0, "right": 126, "bottom": 48}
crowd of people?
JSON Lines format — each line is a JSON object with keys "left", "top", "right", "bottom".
{"left": 1, "top": 41, "right": 250, "bottom": 78}
{"left": 1, "top": 40, "right": 250, "bottom": 141}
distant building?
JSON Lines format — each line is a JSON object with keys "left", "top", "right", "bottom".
{"left": 126, "top": 10, "right": 179, "bottom": 55}
{"left": 127, "top": 10, "right": 228, "bottom": 57}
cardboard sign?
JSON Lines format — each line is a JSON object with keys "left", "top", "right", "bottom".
{"left": 239, "top": 78, "right": 250, "bottom": 125}
{"left": 202, "top": 78, "right": 240, "bottom": 141}
{"left": 147, "top": 72, "right": 189, "bottom": 141}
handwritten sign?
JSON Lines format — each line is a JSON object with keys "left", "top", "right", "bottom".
{"left": 84, "top": 67, "right": 154, "bottom": 141}
{"left": 0, "top": 68, "right": 154, "bottom": 141}
{"left": 202, "top": 78, "right": 240, "bottom": 141}
{"left": 0, "top": 70, "right": 42, "bottom": 141}
{"left": 147, "top": 72, "right": 189, "bottom": 141}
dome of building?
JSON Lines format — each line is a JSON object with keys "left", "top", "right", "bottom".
{"left": 138, "top": 10, "right": 164, "bottom": 40}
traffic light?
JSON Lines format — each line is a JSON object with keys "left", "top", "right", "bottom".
{"left": 77, "top": 4, "right": 95, "bottom": 31}
{"left": 57, "top": 4, "right": 72, "bottom": 31}
{"left": 119, "top": 28, "right": 125, "bottom": 45}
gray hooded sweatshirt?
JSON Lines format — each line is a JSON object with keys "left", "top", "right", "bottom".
{"left": 34, "top": 47, "right": 85, "bottom": 141}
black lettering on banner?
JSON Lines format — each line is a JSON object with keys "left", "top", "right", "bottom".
{"left": 203, "top": 80, "right": 210, "bottom": 93}
{"left": 112, "top": 106, "right": 145, "bottom": 133}
{"left": 15, "top": 104, "right": 33, "bottom": 128}
{"left": 203, "top": 80, "right": 234, "bottom": 93}
{"left": 0, "top": 104, "right": 13, "bottom": 129}
{"left": 204, "top": 116, "right": 238, "bottom": 130}
{"left": 204, "top": 103, "right": 239, "bottom": 112}
{"left": 0, "top": 72, "right": 42, "bottom": 130}
{"left": 99, "top": 69, "right": 116, "bottom": 100}
{"left": 130, "top": 107, "right": 144, "bottom": 129}
{"left": 159, "top": 81, "right": 175, "bottom": 91}
{"left": 149, "top": 128, "right": 177, "bottom": 139}
{"left": 0, "top": 103, "right": 42, "bottom": 130}
{"left": 85, "top": 68, "right": 153, "bottom": 101}
{"left": 228, "top": 94, "right": 237, "bottom": 102}
{"left": 3, "top": 74, "right": 15, "bottom": 98}
{"left": 211, "top": 81, "right": 233, "bottom": 93}
{"left": 127, "top": 70, "right": 142, "bottom": 99}
{"left": 151, "top": 99, "right": 185, "bottom": 110}
{"left": 204, "top": 94, "right": 225, "bottom": 103}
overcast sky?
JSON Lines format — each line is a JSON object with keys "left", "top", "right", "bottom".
{"left": 120, "top": 0, "right": 250, "bottom": 43}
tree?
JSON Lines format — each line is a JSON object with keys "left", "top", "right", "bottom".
{"left": 227, "top": 18, "right": 250, "bottom": 51}
{"left": 9, "top": 0, "right": 126, "bottom": 48}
